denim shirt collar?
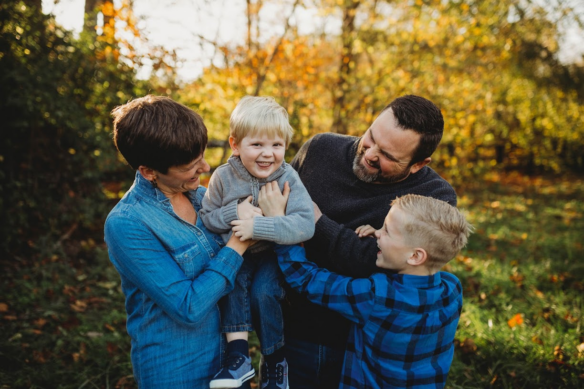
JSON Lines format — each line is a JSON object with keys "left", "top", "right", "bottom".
{"left": 131, "top": 171, "right": 200, "bottom": 210}
{"left": 227, "top": 155, "right": 287, "bottom": 182}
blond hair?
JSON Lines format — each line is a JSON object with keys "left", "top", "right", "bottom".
{"left": 230, "top": 96, "right": 294, "bottom": 146}
{"left": 391, "top": 194, "right": 473, "bottom": 272}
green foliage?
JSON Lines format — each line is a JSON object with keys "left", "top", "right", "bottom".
{"left": 0, "top": 0, "right": 142, "bottom": 259}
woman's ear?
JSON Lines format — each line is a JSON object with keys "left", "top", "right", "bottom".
{"left": 407, "top": 248, "right": 428, "bottom": 267}
{"left": 138, "top": 166, "right": 157, "bottom": 181}
{"left": 229, "top": 136, "right": 240, "bottom": 156}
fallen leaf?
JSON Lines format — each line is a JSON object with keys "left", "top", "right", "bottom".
{"left": 507, "top": 313, "right": 524, "bottom": 328}
{"left": 70, "top": 300, "right": 87, "bottom": 312}
{"left": 532, "top": 336, "right": 543, "bottom": 345}
{"left": 0, "top": 303, "right": 8, "bottom": 312}
{"left": 34, "top": 318, "right": 47, "bottom": 328}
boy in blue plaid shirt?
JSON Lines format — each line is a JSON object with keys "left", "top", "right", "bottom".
{"left": 275, "top": 194, "right": 473, "bottom": 389}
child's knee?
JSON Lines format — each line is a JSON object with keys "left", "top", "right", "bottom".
{"left": 250, "top": 280, "right": 284, "bottom": 306}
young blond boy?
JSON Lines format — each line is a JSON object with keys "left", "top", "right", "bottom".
{"left": 275, "top": 194, "right": 473, "bottom": 389}
{"left": 200, "top": 96, "right": 314, "bottom": 389}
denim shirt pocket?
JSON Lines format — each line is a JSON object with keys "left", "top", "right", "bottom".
{"left": 171, "top": 243, "right": 203, "bottom": 279}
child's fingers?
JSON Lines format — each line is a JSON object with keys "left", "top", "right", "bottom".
{"left": 355, "top": 224, "right": 375, "bottom": 237}
{"left": 355, "top": 225, "right": 368, "bottom": 234}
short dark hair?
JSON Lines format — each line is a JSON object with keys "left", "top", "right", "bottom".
{"left": 112, "top": 95, "right": 208, "bottom": 173}
{"left": 382, "top": 95, "right": 444, "bottom": 164}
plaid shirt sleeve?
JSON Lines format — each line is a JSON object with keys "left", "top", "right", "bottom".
{"left": 275, "top": 244, "right": 376, "bottom": 325}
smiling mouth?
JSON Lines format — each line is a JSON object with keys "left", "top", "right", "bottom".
{"left": 257, "top": 162, "right": 273, "bottom": 167}
{"left": 364, "top": 158, "right": 379, "bottom": 169}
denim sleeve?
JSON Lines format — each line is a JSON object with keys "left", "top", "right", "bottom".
{"left": 252, "top": 168, "right": 315, "bottom": 244}
{"left": 105, "top": 214, "right": 243, "bottom": 327}
{"left": 199, "top": 168, "right": 239, "bottom": 234}
{"left": 275, "top": 245, "right": 375, "bottom": 325}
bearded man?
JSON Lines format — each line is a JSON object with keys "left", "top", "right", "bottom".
{"left": 284, "top": 94, "right": 457, "bottom": 389}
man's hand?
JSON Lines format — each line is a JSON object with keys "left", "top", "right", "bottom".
{"left": 313, "top": 201, "right": 322, "bottom": 223}
{"left": 259, "top": 181, "right": 290, "bottom": 217}
{"left": 231, "top": 218, "right": 256, "bottom": 241}
{"left": 355, "top": 224, "right": 377, "bottom": 238}
{"left": 237, "top": 196, "right": 263, "bottom": 219}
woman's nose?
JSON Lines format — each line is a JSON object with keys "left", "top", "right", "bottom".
{"left": 200, "top": 159, "right": 211, "bottom": 172}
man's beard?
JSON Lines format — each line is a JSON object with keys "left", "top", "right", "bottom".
{"left": 352, "top": 147, "right": 411, "bottom": 184}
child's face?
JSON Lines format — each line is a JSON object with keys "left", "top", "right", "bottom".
{"left": 374, "top": 206, "right": 414, "bottom": 272}
{"left": 230, "top": 134, "right": 286, "bottom": 179}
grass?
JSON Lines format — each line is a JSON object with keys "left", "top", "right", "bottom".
{"left": 0, "top": 173, "right": 582, "bottom": 388}
{"left": 447, "top": 173, "right": 584, "bottom": 388}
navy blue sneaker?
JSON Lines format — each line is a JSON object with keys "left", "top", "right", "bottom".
{"left": 209, "top": 352, "right": 255, "bottom": 388}
{"left": 260, "top": 358, "right": 288, "bottom": 389}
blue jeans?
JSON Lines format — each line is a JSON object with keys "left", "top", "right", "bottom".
{"left": 219, "top": 250, "right": 285, "bottom": 355}
{"left": 286, "top": 337, "right": 345, "bottom": 389}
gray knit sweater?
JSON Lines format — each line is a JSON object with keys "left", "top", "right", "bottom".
{"left": 199, "top": 155, "right": 314, "bottom": 248}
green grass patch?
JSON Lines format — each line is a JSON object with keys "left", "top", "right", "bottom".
{"left": 447, "top": 173, "right": 584, "bottom": 388}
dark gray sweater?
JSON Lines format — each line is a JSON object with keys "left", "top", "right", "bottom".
{"left": 286, "top": 132, "right": 457, "bottom": 347}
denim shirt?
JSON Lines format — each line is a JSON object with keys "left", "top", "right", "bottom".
{"left": 104, "top": 172, "right": 244, "bottom": 389}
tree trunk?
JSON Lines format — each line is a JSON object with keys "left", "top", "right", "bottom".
{"left": 331, "top": 0, "right": 360, "bottom": 134}
{"left": 84, "top": 0, "right": 114, "bottom": 37}
{"left": 84, "top": 0, "right": 100, "bottom": 35}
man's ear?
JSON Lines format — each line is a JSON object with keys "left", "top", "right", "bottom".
{"left": 410, "top": 158, "right": 431, "bottom": 175}
{"left": 138, "top": 165, "right": 156, "bottom": 181}
{"left": 407, "top": 248, "right": 428, "bottom": 267}
{"left": 229, "top": 136, "right": 240, "bottom": 156}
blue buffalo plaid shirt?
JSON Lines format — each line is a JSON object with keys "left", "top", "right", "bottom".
{"left": 275, "top": 245, "right": 462, "bottom": 389}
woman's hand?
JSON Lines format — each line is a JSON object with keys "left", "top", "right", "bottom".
{"left": 237, "top": 196, "right": 263, "bottom": 219}
{"left": 225, "top": 230, "right": 255, "bottom": 255}
{"left": 258, "top": 181, "right": 290, "bottom": 217}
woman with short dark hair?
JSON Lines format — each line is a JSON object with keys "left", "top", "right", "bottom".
{"left": 104, "top": 95, "right": 253, "bottom": 388}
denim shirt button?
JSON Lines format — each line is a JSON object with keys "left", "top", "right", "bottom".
{"left": 210, "top": 253, "right": 215, "bottom": 257}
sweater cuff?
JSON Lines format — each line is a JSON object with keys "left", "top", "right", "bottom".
{"left": 222, "top": 200, "right": 239, "bottom": 224}
{"left": 252, "top": 217, "right": 277, "bottom": 242}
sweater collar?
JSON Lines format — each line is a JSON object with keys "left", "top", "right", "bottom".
{"left": 227, "top": 155, "right": 287, "bottom": 182}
